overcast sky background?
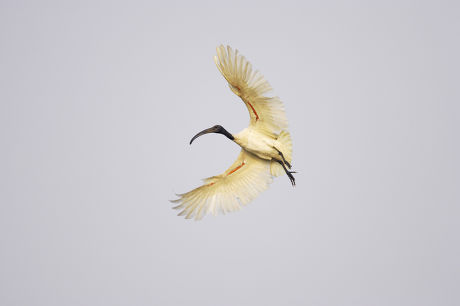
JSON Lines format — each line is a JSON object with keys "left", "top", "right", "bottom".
{"left": 1, "top": 1, "right": 459, "bottom": 305}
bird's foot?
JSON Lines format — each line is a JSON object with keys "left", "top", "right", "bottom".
{"left": 287, "top": 170, "right": 296, "bottom": 186}
{"left": 276, "top": 159, "right": 296, "bottom": 187}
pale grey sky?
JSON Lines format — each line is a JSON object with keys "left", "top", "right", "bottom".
{"left": 1, "top": 1, "right": 459, "bottom": 306}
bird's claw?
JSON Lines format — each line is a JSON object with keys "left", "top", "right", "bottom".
{"left": 287, "top": 171, "right": 296, "bottom": 187}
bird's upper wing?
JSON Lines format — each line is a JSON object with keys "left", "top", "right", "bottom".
{"left": 171, "top": 149, "right": 273, "bottom": 220}
{"left": 214, "top": 45, "right": 288, "bottom": 136}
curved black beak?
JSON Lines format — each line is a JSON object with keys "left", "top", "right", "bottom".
{"left": 189, "top": 125, "right": 221, "bottom": 145}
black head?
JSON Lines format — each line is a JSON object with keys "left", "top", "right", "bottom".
{"left": 189, "top": 125, "right": 234, "bottom": 144}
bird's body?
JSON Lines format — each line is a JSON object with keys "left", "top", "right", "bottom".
{"left": 171, "top": 45, "right": 295, "bottom": 220}
{"left": 234, "top": 128, "right": 277, "bottom": 161}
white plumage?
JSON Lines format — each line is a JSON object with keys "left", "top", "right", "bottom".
{"left": 171, "top": 45, "right": 295, "bottom": 220}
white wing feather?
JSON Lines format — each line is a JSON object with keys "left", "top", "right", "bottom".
{"left": 214, "top": 45, "right": 288, "bottom": 136}
{"left": 171, "top": 149, "right": 273, "bottom": 220}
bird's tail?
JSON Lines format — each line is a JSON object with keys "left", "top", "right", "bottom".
{"left": 270, "top": 130, "right": 293, "bottom": 177}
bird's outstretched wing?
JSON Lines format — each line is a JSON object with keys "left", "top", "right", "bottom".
{"left": 214, "top": 45, "right": 288, "bottom": 136}
{"left": 170, "top": 149, "right": 273, "bottom": 220}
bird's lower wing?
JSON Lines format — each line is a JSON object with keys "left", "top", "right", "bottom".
{"left": 214, "top": 45, "right": 288, "bottom": 136}
{"left": 170, "top": 149, "right": 273, "bottom": 220}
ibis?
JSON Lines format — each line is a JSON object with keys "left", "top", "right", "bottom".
{"left": 171, "top": 45, "right": 295, "bottom": 220}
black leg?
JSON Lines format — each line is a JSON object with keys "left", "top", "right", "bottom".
{"left": 277, "top": 160, "right": 296, "bottom": 187}
{"left": 273, "top": 147, "right": 291, "bottom": 169}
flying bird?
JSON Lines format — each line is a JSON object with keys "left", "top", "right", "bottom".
{"left": 171, "top": 45, "right": 295, "bottom": 220}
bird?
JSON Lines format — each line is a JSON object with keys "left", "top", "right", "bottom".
{"left": 171, "top": 45, "right": 295, "bottom": 220}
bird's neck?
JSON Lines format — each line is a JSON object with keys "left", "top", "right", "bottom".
{"left": 219, "top": 127, "right": 234, "bottom": 141}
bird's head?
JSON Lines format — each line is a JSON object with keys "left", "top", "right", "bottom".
{"left": 190, "top": 125, "right": 234, "bottom": 144}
